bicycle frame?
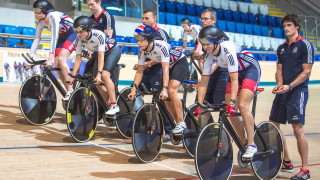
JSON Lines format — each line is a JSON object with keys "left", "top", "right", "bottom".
{"left": 214, "top": 91, "right": 269, "bottom": 158}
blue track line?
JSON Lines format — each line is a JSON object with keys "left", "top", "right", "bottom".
{"left": 285, "top": 132, "right": 320, "bottom": 137}
{"left": 0, "top": 143, "right": 131, "bottom": 150}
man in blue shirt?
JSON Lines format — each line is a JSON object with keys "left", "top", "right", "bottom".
{"left": 269, "top": 14, "right": 313, "bottom": 180}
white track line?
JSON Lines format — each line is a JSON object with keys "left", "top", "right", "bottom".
{"left": 40, "top": 126, "right": 197, "bottom": 177}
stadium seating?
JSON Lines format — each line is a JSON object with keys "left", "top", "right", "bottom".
{"left": 234, "top": 33, "right": 244, "bottom": 47}
{"left": 227, "top": 21, "right": 236, "bottom": 33}
{"left": 185, "top": 0, "right": 194, "bottom": 4}
{"left": 238, "top": 2, "right": 249, "bottom": 13}
{"left": 3, "top": 25, "right": 21, "bottom": 48}
{"left": 248, "top": 14, "right": 257, "bottom": 24}
{"left": 195, "top": 0, "right": 204, "bottom": 6}
{"left": 221, "top": 0, "right": 229, "bottom": 10}
{"left": 261, "top": 26, "right": 269, "bottom": 37}
{"left": 229, "top": 1, "right": 238, "bottom": 12}
{"left": 166, "top": 13, "right": 177, "bottom": 25}
{"left": 240, "top": 12, "right": 249, "bottom": 23}
{"left": 19, "top": 26, "right": 36, "bottom": 48}
{"left": 253, "top": 25, "right": 262, "bottom": 36}
{"left": 165, "top": 1, "right": 176, "bottom": 13}
{"left": 196, "top": 5, "right": 205, "bottom": 15}
{"left": 259, "top": 4, "right": 269, "bottom": 15}
{"left": 223, "top": 10, "right": 233, "bottom": 21}
{"left": 249, "top": 4, "right": 259, "bottom": 15}
{"left": 232, "top": 11, "right": 241, "bottom": 22}
{"left": 186, "top": 4, "right": 196, "bottom": 16}
{"left": 159, "top": 12, "right": 166, "bottom": 24}
{"left": 236, "top": 23, "right": 245, "bottom": 34}
{"left": 177, "top": 3, "right": 186, "bottom": 14}
{"left": 243, "top": 34, "right": 254, "bottom": 48}
{"left": 244, "top": 24, "right": 253, "bottom": 34}
{"left": 270, "top": 37, "right": 279, "bottom": 51}
{"left": 159, "top": 0, "right": 166, "bottom": 12}
{"left": 212, "top": 0, "right": 221, "bottom": 9}
{"left": 203, "top": 0, "right": 212, "bottom": 7}
{"left": 267, "top": 15, "right": 277, "bottom": 27}
{"left": 258, "top": 15, "right": 268, "bottom": 26}
{"left": 225, "top": 32, "right": 235, "bottom": 42}
{"left": 253, "top": 35, "right": 262, "bottom": 49}
{"left": 261, "top": 37, "right": 271, "bottom": 50}
{"left": 216, "top": 20, "right": 227, "bottom": 31}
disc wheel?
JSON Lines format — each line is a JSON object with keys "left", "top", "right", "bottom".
{"left": 132, "top": 104, "right": 163, "bottom": 163}
{"left": 251, "top": 121, "right": 283, "bottom": 180}
{"left": 183, "top": 104, "right": 214, "bottom": 157}
{"left": 19, "top": 75, "right": 57, "bottom": 125}
{"left": 66, "top": 87, "right": 98, "bottom": 142}
{"left": 195, "top": 123, "right": 233, "bottom": 180}
{"left": 115, "top": 87, "right": 143, "bottom": 138}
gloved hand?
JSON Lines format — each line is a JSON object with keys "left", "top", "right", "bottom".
{"left": 226, "top": 104, "right": 235, "bottom": 116}
{"left": 193, "top": 107, "right": 202, "bottom": 117}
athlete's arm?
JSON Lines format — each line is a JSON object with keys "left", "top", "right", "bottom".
{"left": 229, "top": 72, "right": 239, "bottom": 103}
{"left": 159, "top": 62, "right": 169, "bottom": 100}
{"left": 29, "top": 23, "right": 44, "bottom": 58}
{"left": 68, "top": 54, "right": 82, "bottom": 85}
{"left": 104, "top": 29, "right": 113, "bottom": 39}
{"left": 129, "top": 65, "right": 144, "bottom": 100}
{"left": 272, "top": 63, "right": 283, "bottom": 94}
{"left": 94, "top": 51, "right": 104, "bottom": 85}
{"left": 197, "top": 75, "right": 210, "bottom": 104}
{"left": 182, "top": 40, "right": 187, "bottom": 52}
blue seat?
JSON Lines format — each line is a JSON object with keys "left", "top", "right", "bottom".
{"left": 186, "top": 4, "right": 196, "bottom": 16}
{"left": 299, "top": 31, "right": 303, "bottom": 37}
{"left": 120, "top": 46, "right": 129, "bottom": 54}
{"left": 267, "top": 54, "right": 277, "bottom": 61}
{"left": 189, "top": 16, "right": 198, "bottom": 25}
{"left": 159, "top": 0, "right": 166, "bottom": 12}
{"left": 249, "top": 14, "right": 257, "bottom": 24}
{"left": 116, "top": 36, "right": 128, "bottom": 42}
{"left": 283, "top": 28, "right": 287, "bottom": 39}
{"left": 128, "top": 36, "right": 136, "bottom": 43}
{"left": 166, "top": 13, "right": 177, "bottom": 25}
{"left": 165, "top": 1, "right": 176, "bottom": 13}
{"left": 227, "top": 21, "right": 236, "bottom": 32}
{"left": 236, "top": 23, "right": 245, "bottom": 33}
{"left": 177, "top": 41, "right": 183, "bottom": 46}
{"left": 19, "top": 26, "right": 36, "bottom": 48}
{"left": 272, "top": 27, "right": 282, "bottom": 38}
{"left": 170, "top": 41, "right": 180, "bottom": 47}
{"left": 267, "top": 16, "right": 276, "bottom": 27}
{"left": 223, "top": 10, "right": 233, "bottom": 21}
{"left": 244, "top": 24, "right": 253, "bottom": 34}
{"left": 258, "top": 15, "right": 268, "bottom": 26}
{"left": 276, "top": 17, "right": 282, "bottom": 27}
{"left": 196, "top": 6, "right": 205, "bottom": 15}
{"left": 240, "top": 12, "right": 249, "bottom": 23}
{"left": 104, "top": 4, "right": 118, "bottom": 16}
{"left": 232, "top": 11, "right": 241, "bottom": 22}
{"left": 130, "top": 47, "right": 139, "bottom": 55}
{"left": 159, "top": 12, "right": 166, "bottom": 24}
{"left": 197, "top": 17, "right": 202, "bottom": 25}
{"left": 177, "top": 3, "right": 186, "bottom": 14}
{"left": 217, "top": 20, "right": 227, "bottom": 31}
{"left": 244, "top": 0, "right": 252, "bottom": 2}
{"left": 253, "top": 25, "right": 262, "bottom": 36}
{"left": 215, "top": 9, "right": 224, "bottom": 20}
{"left": 177, "top": 14, "right": 188, "bottom": 25}
{"left": 3, "top": 25, "right": 21, "bottom": 47}
{"left": 187, "top": 42, "right": 195, "bottom": 47}
{"left": 261, "top": 26, "right": 269, "bottom": 37}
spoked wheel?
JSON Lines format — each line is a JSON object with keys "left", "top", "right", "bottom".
{"left": 19, "top": 75, "right": 57, "bottom": 125}
{"left": 115, "top": 87, "right": 143, "bottom": 138}
{"left": 66, "top": 87, "right": 98, "bottom": 142}
{"left": 183, "top": 104, "right": 214, "bottom": 157}
{"left": 251, "top": 121, "right": 283, "bottom": 180}
{"left": 195, "top": 123, "right": 233, "bottom": 180}
{"left": 132, "top": 104, "right": 163, "bottom": 163}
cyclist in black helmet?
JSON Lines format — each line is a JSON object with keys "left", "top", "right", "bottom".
{"left": 68, "top": 16, "right": 121, "bottom": 115}
{"left": 195, "top": 26, "right": 261, "bottom": 159}
{"left": 28, "top": 0, "right": 77, "bottom": 101}
{"left": 180, "top": 18, "right": 202, "bottom": 55}
{"left": 128, "top": 25, "right": 189, "bottom": 134}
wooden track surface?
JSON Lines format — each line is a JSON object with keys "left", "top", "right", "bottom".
{"left": 0, "top": 84, "right": 319, "bottom": 179}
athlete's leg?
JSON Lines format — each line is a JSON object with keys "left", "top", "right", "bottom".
{"left": 54, "top": 48, "right": 73, "bottom": 92}
{"left": 165, "top": 79, "right": 183, "bottom": 123}
{"left": 101, "top": 70, "right": 117, "bottom": 104}
{"left": 238, "top": 89, "right": 255, "bottom": 145}
{"left": 292, "top": 123, "right": 309, "bottom": 169}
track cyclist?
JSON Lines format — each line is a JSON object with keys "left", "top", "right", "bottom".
{"left": 28, "top": 0, "right": 77, "bottom": 101}
{"left": 196, "top": 26, "right": 261, "bottom": 159}
{"left": 68, "top": 16, "right": 121, "bottom": 116}
{"left": 128, "top": 25, "right": 189, "bottom": 134}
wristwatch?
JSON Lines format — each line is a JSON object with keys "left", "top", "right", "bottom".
{"left": 162, "top": 86, "right": 168, "bottom": 89}
{"left": 289, "top": 84, "right": 293, "bottom": 91}
{"left": 148, "top": 62, "right": 152, "bottom": 68}
{"left": 98, "top": 71, "right": 102, "bottom": 74}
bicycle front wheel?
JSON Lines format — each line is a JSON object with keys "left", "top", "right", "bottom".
{"left": 195, "top": 123, "right": 233, "bottom": 180}
{"left": 251, "top": 121, "right": 283, "bottom": 180}
{"left": 19, "top": 75, "right": 57, "bottom": 125}
{"left": 132, "top": 104, "right": 163, "bottom": 163}
{"left": 183, "top": 103, "right": 214, "bottom": 157}
{"left": 66, "top": 87, "right": 98, "bottom": 142}
{"left": 115, "top": 87, "right": 142, "bottom": 138}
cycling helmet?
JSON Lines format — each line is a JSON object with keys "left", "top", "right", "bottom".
{"left": 73, "top": 16, "right": 96, "bottom": 33}
{"left": 198, "top": 26, "right": 229, "bottom": 45}
{"left": 134, "top": 24, "right": 162, "bottom": 42}
{"left": 33, "top": 0, "right": 55, "bottom": 14}
{"left": 180, "top": 18, "right": 193, "bottom": 26}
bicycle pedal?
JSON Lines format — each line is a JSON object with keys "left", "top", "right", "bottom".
{"left": 241, "top": 157, "right": 252, "bottom": 162}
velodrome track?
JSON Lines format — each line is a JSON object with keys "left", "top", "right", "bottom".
{"left": 0, "top": 84, "right": 319, "bottom": 179}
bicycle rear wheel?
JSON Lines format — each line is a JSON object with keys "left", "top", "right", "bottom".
{"left": 251, "top": 121, "right": 283, "bottom": 180}
{"left": 183, "top": 104, "right": 214, "bottom": 157}
{"left": 132, "top": 104, "right": 163, "bottom": 163}
{"left": 115, "top": 87, "right": 143, "bottom": 138}
{"left": 66, "top": 87, "right": 98, "bottom": 142}
{"left": 195, "top": 123, "right": 233, "bottom": 180}
{"left": 19, "top": 75, "right": 57, "bottom": 125}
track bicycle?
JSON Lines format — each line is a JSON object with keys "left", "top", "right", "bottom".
{"left": 66, "top": 64, "right": 141, "bottom": 142}
{"left": 19, "top": 53, "right": 72, "bottom": 125}
{"left": 131, "top": 81, "right": 213, "bottom": 163}
{"left": 180, "top": 53, "right": 201, "bottom": 93}
{"left": 195, "top": 88, "right": 283, "bottom": 180}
